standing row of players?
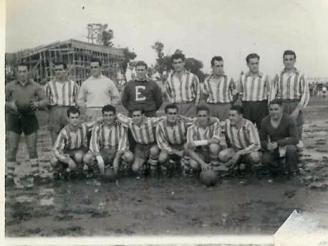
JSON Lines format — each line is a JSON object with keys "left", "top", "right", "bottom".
{"left": 5, "top": 49, "right": 309, "bottom": 184}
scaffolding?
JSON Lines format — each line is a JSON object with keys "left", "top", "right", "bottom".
{"left": 10, "top": 39, "right": 125, "bottom": 85}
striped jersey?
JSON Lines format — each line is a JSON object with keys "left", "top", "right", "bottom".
{"left": 164, "top": 70, "right": 200, "bottom": 103}
{"left": 273, "top": 68, "right": 310, "bottom": 108}
{"left": 156, "top": 116, "right": 193, "bottom": 152}
{"left": 203, "top": 74, "right": 236, "bottom": 103}
{"left": 239, "top": 72, "right": 272, "bottom": 102}
{"left": 44, "top": 80, "right": 79, "bottom": 106}
{"left": 54, "top": 123, "right": 89, "bottom": 159}
{"left": 116, "top": 113, "right": 164, "bottom": 145}
{"left": 187, "top": 118, "right": 225, "bottom": 145}
{"left": 223, "top": 118, "right": 261, "bottom": 154}
{"left": 89, "top": 121, "right": 128, "bottom": 154}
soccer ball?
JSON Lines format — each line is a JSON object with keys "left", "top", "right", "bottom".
{"left": 199, "top": 169, "right": 218, "bottom": 187}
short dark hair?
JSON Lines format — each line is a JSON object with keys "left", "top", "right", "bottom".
{"left": 196, "top": 104, "right": 210, "bottom": 114}
{"left": 17, "top": 62, "right": 29, "bottom": 69}
{"left": 211, "top": 56, "right": 223, "bottom": 66}
{"left": 54, "top": 61, "right": 67, "bottom": 69}
{"left": 135, "top": 60, "right": 148, "bottom": 69}
{"left": 67, "top": 106, "right": 80, "bottom": 117}
{"left": 283, "top": 50, "right": 296, "bottom": 59}
{"left": 246, "top": 53, "right": 260, "bottom": 63}
{"left": 171, "top": 53, "right": 185, "bottom": 62}
{"left": 131, "top": 108, "right": 144, "bottom": 115}
{"left": 102, "top": 104, "right": 116, "bottom": 114}
{"left": 90, "top": 58, "right": 102, "bottom": 67}
{"left": 230, "top": 105, "right": 243, "bottom": 115}
{"left": 164, "top": 103, "right": 179, "bottom": 114}
{"left": 269, "top": 99, "right": 283, "bottom": 107}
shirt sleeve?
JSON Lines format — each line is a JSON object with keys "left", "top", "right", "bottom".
{"left": 164, "top": 78, "right": 173, "bottom": 102}
{"left": 35, "top": 83, "right": 49, "bottom": 107}
{"left": 53, "top": 130, "right": 68, "bottom": 161}
{"left": 73, "top": 82, "right": 80, "bottom": 105}
{"left": 241, "top": 122, "right": 261, "bottom": 155}
{"left": 118, "top": 126, "right": 129, "bottom": 152}
{"left": 156, "top": 123, "right": 173, "bottom": 152}
{"left": 186, "top": 126, "right": 196, "bottom": 145}
{"left": 77, "top": 82, "right": 87, "bottom": 107}
{"left": 89, "top": 124, "right": 101, "bottom": 154}
{"left": 238, "top": 72, "right": 244, "bottom": 99}
{"left": 211, "top": 122, "right": 227, "bottom": 146}
{"left": 116, "top": 113, "right": 132, "bottom": 127}
{"left": 44, "top": 83, "right": 52, "bottom": 103}
{"left": 108, "top": 80, "right": 120, "bottom": 105}
{"left": 153, "top": 82, "right": 163, "bottom": 110}
{"left": 229, "top": 78, "right": 238, "bottom": 96}
{"left": 192, "top": 74, "right": 201, "bottom": 103}
{"left": 298, "top": 75, "right": 310, "bottom": 109}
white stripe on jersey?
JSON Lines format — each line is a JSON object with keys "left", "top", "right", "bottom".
{"left": 45, "top": 80, "right": 79, "bottom": 106}
{"left": 239, "top": 72, "right": 270, "bottom": 102}
{"left": 203, "top": 74, "right": 235, "bottom": 103}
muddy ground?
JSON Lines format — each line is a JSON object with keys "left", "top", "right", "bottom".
{"left": 5, "top": 97, "right": 328, "bottom": 237}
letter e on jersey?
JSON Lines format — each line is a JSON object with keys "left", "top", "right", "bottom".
{"left": 135, "top": 86, "right": 146, "bottom": 101}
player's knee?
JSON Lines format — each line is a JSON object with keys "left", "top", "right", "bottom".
{"left": 189, "top": 159, "right": 200, "bottom": 170}
{"left": 158, "top": 151, "right": 169, "bottom": 164}
{"left": 149, "top": 145, "right": 159, "bottom": 159}
{"left": 261, "top": 152, "right": 272, "bottom": 166}
{"left": 209, "top": 143, "right": 220, "bottom": 155}
{"left": 131, "top": 161, "right": 142, "bottom": 173}
{"left": 122, "top": 151, "right": 134, "bottom": 163}
{"left": 218, "top": 149, "right": 231, "bottom": 163}
{"left": 247, "top": 151, "right": 261, "bottom": 164}
{"left": 83, "top": 152, "right": 95, "bottom": 166}
{"left": 73, "top": 150, "right": 84, "bottom": 164}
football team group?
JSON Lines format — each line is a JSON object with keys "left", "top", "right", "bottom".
{"left": 5, "top": 49, "right": 310, "bottom": 187}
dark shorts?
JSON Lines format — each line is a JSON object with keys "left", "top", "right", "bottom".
{"left": 242, "top": 100, "right": 269, "bottom": 130}
{"left": 6, "top": 113, "right": 39, "bottom": 135}
{"left": 48, "top": 106, "right": 70, "bottom": 133}
{"left": 100, "top": 148, "right": 117, "bottom": 165}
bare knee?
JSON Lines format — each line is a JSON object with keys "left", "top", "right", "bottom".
{"left": 132, "top": 159, "right": 143, "bottom": 173}
{"left": 83, "top": 152, "right": 95, "bottom": 167}
{"left": 73, "top": 150, "right": 84, "bottom": 164}
{"left": 246, "top": 151, "right": 261, "bottom": 164}
{"left": 189, "top": 159, "right": 200, "bottom": 170}
{"left": 158, "top": 151, "right": 169, "bottom": 164}
{"left": 149, "top": 146, "right": 159, "bottom": 159}
{"left": 122, "top": 151, "right": 134, "bottom": 163}
{"left": 209, "top": 143, "right": 220, "bottom": 155}
{"left": 219, "top": 149, "right": 233, "bottom": 163}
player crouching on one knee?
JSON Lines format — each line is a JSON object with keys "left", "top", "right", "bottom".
{"left": 83, "top": 105, "right": 134, "bottom": 178}
{"left": 52, "top": 107, "right": 92, "bottom": 177}
{"left": 184, "top": 105, "right": 227, "bottom": 174}
{"left": 156, "top": 103, "right": 193, "bottom": 175}
{"left": 116, "top": 109, "right": 164, "bottom": 176}
{"left": 219, "top": 105, "right": 261, "bottom": 175}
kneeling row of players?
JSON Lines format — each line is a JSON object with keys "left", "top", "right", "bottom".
{"left": 52, "top": 101, "right": 300, "bottom": 181}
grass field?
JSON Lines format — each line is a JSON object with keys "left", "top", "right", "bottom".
{"left": 5, "top": 96, "right": 328, "bottom": 237}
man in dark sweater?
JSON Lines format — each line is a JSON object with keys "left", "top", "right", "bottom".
{"left": 260, "top": 99, "right": 299, "bottom": 176}
{"left": 121, "top": 60, "right": 163, "bottom": 117}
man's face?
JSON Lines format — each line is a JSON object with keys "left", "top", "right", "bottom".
{"left": 132, "top": 110, "right": 144, "bottom": 124}
{"left": 172, "top": 58, "right": 185, "bottom": 72}
{"left": 212, "top": 60, "right": 224, "bottom": 75}
{"left": 68, "top": 112, "right": 80, "bottom": 127}
{"left": 90, "top": 61, "right": 101, "bottom": 77}
{"left": 229, "top": 110, "right": 242, "bottom": 126}
{"left": 103, "top": 111, "right": 116, "bottom": 125}
{"left": 54, "top": 64, "right": 66, "bottom": 80}
{"left": 17, "top": 65, "right": 28, "bottom": 82}
{"left": 166, "top": 108, "right": 178, "bottom": 123}
{"left": 269, "top": 104, "right": 283, "bottom": 120}
{"left": 197, "top": 110, "right": 209, "bottom": 126}
{"left": 247, "top": 58, "right": 259, "bottom": 74}
{"left": 283, "top": 54, "right": 296, "bottom": 70}
{"left": 135, "top": 65, "right": 147, "bottom": 80}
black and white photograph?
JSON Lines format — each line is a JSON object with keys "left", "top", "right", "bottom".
{"left": 2, "top": 0, "right": 328, "bottom": 245}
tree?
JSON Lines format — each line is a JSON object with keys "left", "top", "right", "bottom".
{"left": 185, "top": 57, "right": 206, "bottom": 82}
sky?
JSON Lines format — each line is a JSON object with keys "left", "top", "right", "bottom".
{"left": 5, "top": 0, "right": 328, "bottom": 78}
